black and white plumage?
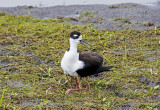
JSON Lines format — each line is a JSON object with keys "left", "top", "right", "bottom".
{"left": 77, "top": 51, "right": 113, "bottom": 77}
{"left": 61, "top": 31, "right": 113, "bottom": 94}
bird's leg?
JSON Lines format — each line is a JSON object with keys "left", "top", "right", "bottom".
{"left": 84, "top": 77, "right": 90, "bottom": 92}
{"left": 85, "top": 77, "right": 89, "bottom": 89}
{"left": 75, "top": 77, "right": 79, "bottom": 89}
{"left": 66, "top": 74, "right": 72, "bottom": 87}
{"left": 70, "top": 76, "right": 73, "bottom": 87}
{"left": 77, "top": 75, "right": 82, "bottom": 89}
{"left": 65, "top": 77, "right": 81, "bottom": 95}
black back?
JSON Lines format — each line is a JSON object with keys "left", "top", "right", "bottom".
{"left": 76, "top": 51, "right": 104, "bottom": 77}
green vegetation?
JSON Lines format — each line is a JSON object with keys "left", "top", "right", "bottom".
{"left": 80, "top": 11, "right": 98, "bottom": 18}
{"left": 78, "top": 11, "right": 103, "bottom": 24}
{"left": 113, "top": 17, "right": 131, "bottom": 24}
{"left": 0, "top": 12, "right": 160, "bottom": 109}
{"left": 109, "top": 4, "right": 137, "bottom": 9}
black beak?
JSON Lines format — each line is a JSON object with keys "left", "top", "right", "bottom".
{"left": 80, "top": 40, "right": 93, "bottom": 50}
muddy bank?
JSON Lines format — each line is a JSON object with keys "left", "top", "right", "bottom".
{"left": 0, "top": 3, "right": 160, "bottom": 30}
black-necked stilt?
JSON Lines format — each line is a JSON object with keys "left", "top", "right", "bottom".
{"left": 60, "top": 31, "right": 113, "bottom": 94}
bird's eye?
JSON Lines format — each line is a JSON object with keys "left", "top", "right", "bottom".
{"left": 73, "top": 34, "right": 79, "bottom": 39}
{"left": 75, "top": 36, "right": 79, "bottom": 39}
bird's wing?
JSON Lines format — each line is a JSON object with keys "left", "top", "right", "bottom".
{"left": 77, "top": 51, "right": 104, "bottom": 77}
{"left": 79, "top": 51, "right": 103, "bottom": 67}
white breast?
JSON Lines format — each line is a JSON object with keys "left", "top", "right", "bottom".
{"left": 61, "top": 51, "right": 84, "bottom": 76}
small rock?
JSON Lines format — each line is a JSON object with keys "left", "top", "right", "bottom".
{"left": 118, "top": 102, "right": 137, "bottom": 110}
{"left": 114, "top": 91, "right": 124, "bottom": 97}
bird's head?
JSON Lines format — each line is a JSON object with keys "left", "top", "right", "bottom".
{"left": 70, "top": 31, "right": 92, "bottom": 49}
{"left": 70, "top": 31, "right": 82, "bottom": 45}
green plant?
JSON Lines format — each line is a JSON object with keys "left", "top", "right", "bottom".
{"left": 0, "top": 89, "right": 7, "bottom": 107}
{"left": 154, "top": 26, "right": 157, "bottom": 34}
{"left": 113, "top": 17, "right": 131, "bottom": 24}
{"left": 150, "top": 68, "right": 153, "bottom": 75}
{"left": 39, "top": 67, "right": 53, "bottom": 77}
{"left": 80, "top": 11, "right": 97, "bottom": 18}
{"left": 149, "top": 85, "right": 159, "bottom": 94}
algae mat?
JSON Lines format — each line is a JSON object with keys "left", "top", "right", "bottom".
{"left": 0, "top": 12, "right": 160, "bottom": 109}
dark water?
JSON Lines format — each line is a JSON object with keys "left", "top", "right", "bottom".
{"left": 0, "top": 0, "right": 159, "bottom": 7}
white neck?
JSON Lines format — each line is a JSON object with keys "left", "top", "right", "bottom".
{"left": 69, "top": 38, "right": 78, "bottom": 52}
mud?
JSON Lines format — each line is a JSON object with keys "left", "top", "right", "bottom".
{"left": 140, "top": 76, "right": 160, "bottom": 87}
{"left": 0, "top": 60, "right": 9, "bottom": 66}
{"left": 2, "top": 66, "right": 20, "bottom": 74}
{"left": 31, "top": 55, "right": 45, "bottom": 65}
{"left": 8, "top": 80, "right": 27, "bottom": 89}
{"left": 118, "top": 102, "right": 137, "bottom": 110}
{"left": 19, "top": 100, "right": 38, "bottom": 107}
{"left": 114, "top": 91, "right": 124, "bottom": 97}
{"left": 0, "top": 3, "right": 160, "bottom": 30}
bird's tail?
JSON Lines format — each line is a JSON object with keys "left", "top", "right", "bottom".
{"left": 96, "top": 66, "right": 113, "bottom": 73}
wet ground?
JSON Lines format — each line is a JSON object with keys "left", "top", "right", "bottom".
{"left": 0, "top": 3, "right": 160, "bottom": 110}
{"left": 0, "top": 0, "right": 159, "bottom": 7}
{"left": 0, "top": 3, "right": 160, "bottom": 30}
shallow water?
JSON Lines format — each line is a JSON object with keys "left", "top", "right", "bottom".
{"left": 0, "top": 0, "right": 159, "bottom": 7}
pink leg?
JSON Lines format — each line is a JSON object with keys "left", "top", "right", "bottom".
{"left": 75, "top": 77, "right": 79, "bottom": 89}
{"left": 85, "top": 77, "right": 89, "bottom": 89}
{"left": 65, "top": 78, "right": 81, "bottom": 95}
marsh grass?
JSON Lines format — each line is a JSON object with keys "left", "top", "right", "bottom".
{"left": 113, "top": 17, "right": 131, "bottom": 24}
{"left": 0, "top": 90, "right": 4, "bottom": 107}
{"left": 0, "top": 13, "right": 160, "bottom": 109}
{"left": 80, "top": 11, "right": 97, "bottom": 18}
{"left": 109, "top": 4, "right": 137, "bottom": 9}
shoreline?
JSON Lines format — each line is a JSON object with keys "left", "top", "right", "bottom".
{"left": 0, "top": 3, "right": 160, "bottom": 30}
